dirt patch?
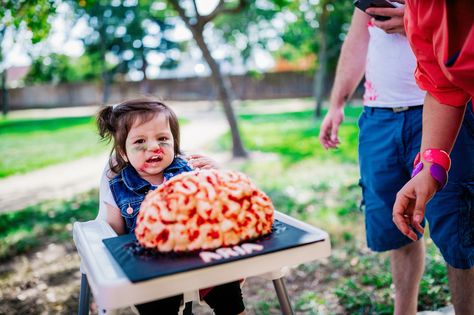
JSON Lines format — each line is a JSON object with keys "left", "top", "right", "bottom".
{"left": 0, "top": 240, "right": 346, "bottom": 315}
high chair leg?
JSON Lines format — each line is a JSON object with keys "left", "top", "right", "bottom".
{"left": 79, "top": 273, "right": 91, "bottom": 315}
{"left": 273, "top": 278, "right": 294, "bottom": 315}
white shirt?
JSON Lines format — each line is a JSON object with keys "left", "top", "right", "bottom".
{"left": 98, "top": 164, "right": 116, "bottom": 220}
{"left": 364, "top": 20, "right": 426, "bottom": 107}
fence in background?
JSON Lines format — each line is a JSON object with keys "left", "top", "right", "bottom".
{"left": 5, "top": 71, "right": 364, "bottom": 110}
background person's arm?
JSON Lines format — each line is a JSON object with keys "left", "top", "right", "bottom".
{"left": 319, "top": 9, "right": 370, "bottom": 149}
{"left": 419, "top": 93, "right": 466, "bottom": 154}
{"left": 392, "top": 0, "right": 471, "bottom": 241}
{"left": 392, "top": 94, "right": 467, "bottom": 241}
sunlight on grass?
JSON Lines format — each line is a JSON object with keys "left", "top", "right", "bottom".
{"left": 0, "top": 115, "right": 188, "bottom": 178}
{"left": 0, "top": 104, "right": 450, "bottom": 313}
{"left": 0, "top": 116, "right": 108, "bottom": 178}
{"left": 217, "top": 107, "right": 361, "bottom": 165}
{"left": 217, "top": 106, "right": 450, "bottom": 313}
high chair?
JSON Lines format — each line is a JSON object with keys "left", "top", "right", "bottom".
{"left": 74, "top": 199, "right": 330, "bottom": 314}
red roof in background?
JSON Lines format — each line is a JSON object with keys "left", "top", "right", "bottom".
{"left": 6, "top": 66, "right": 30, "bottom": 83}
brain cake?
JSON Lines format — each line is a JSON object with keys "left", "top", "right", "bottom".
{"left": 135, "top": 169, "right": 275, "bottom": 252}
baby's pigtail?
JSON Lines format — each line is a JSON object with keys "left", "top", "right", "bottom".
{"left": 97, "top": 105, "right": 115, "bottom": 143}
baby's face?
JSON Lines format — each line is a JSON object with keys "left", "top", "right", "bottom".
{"left": 125, "top": 113, "right": 174, "bottom": 185}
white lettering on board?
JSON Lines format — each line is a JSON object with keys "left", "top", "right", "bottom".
{"left": 199, "top": 243, "right": 264, "bottom": 263}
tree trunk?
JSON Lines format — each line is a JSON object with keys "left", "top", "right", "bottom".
{"left": 98, "top": 13, "right": 111, "bottom": 104}
{"left": 0, "top": 29, "right": 8, "bottom": 116}
{"left": 167, "top": 0, "right": 247, "bottom": 158}
{"left": 314, "top": 2, "right": 330, "bottom": 118}
{"left": 102, "top": 71, "right": 111, "bottom": 104}
{"left": 313, "top": 39, "right": 327, "bottom": 118}
{"left": 187, "top": 28, "right": 247, "bottom": 158}
{"left": 1, "top": 70, "right": 7, "bottom": 116}
{"left": 140, "top": 54, "right": 151, "bottom": 94}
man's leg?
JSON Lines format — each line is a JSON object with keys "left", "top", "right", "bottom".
{"left": 358, "top": 106, "right": 425, "bottom": 314}
{"left": 448, "top": 266, "right": 474, "bottom": 315}
{"left": 391, "top": 240, "right": 425, "bottom": 315}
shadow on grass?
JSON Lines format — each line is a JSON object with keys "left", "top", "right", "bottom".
{"left": 0, "top": 190, "right": 98, "bottom": 262}
{"left": 0, "top": 116, "right": 96, "bottom": 135}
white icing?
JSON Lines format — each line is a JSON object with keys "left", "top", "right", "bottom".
{"left": 199, "top": 243, "right": 264, "bottom": 263}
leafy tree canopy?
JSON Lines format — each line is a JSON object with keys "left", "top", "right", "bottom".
{"left": 277, "top": 0, "right": 353, "bottom": 71}
{"left": 23, "top": 52, "right": 103, "bottom": 85}
{"left": 68, "top": 0, "right": 181, "bottom": 81}
{"left": 0, "top": 0, "right": 56, "bottom": 44}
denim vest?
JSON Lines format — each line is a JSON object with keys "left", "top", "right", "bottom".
{"left": 109, "top": 157, "right": 192, "bottom": 234}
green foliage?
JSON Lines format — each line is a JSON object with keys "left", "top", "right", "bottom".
{"left": 0, "top": 116, "right": 108, "bottom": 177}
{"left": 418, "top": 241, "right": 451, "bottom": 309}
{"left": 24, "top": 53, "right": 103, "bottom": 85}
{"left": 0, "top": 190, "right": 98, "bottom": 262}
{"left": 217, "top": 107, "right": 361, "bottom": 164}
{"left": 277, "top": 0, "right": 353, "bottom": 71}
{"left": 294, "top": 291, "right": 320, "bottom": 313}
{"left": 213, "top": 0, "right": 288, "bottom": 62}
{"left": 215, "top": 104, "right": 450, "bottom": 313}
{"left": 332, "top": 242, "right": 450, "bottom": 314}
{"left": 0, "top": 0, "right": 56, "bottom": 44}
{"left": 68, "top": 0, "right": 179, "bottom": 82}
{"left": 0, "top": 103, "right": 452, "bottom": 312}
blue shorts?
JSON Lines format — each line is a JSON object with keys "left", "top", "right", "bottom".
{"left": 358, "top": 104, "right": 474, "bottom": 269}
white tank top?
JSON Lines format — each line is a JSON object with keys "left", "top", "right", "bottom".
{"left": 364, "top": 20, "right": 426, "bottom": 107}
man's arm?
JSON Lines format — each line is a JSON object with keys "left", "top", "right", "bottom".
{"left": 319, "top": 9, "right": 370, "bottom": 149}
{"left": 392, "top": 94, "right": 466, "bottom": 240}
{"left": 419, "top": 93, "right": 466, "bottom": 154}
{"left": 391, "top": 0, "right": 470, "bottom": 240}
{"left": 329, "top": 9, "right": 370, "bottom": 111}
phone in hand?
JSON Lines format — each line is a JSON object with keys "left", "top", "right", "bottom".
{"left": 353, "top": 0, "right": 396, "bottom": 21}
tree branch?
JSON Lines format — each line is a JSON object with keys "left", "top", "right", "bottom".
{"left": 167, "top": 0, "right": 192, "bottom": 28}
{"left": 192, "top": 0, "right": 200, "bottom": 17}
{"left": 200, "top": 0, "right": 246, "bottom": 25}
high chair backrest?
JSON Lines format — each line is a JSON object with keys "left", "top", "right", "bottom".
{"left": 97, "top": 161, "right": 114, "bottom": 221}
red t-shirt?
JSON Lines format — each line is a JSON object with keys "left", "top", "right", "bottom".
{"left": 405, "top": 0, "right": 474, "bottom": 107}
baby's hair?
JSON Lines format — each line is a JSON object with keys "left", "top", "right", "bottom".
{"left": 97, "top": 98, "right": 181, "bottom": 174}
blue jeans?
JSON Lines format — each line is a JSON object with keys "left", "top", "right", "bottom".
{"left": 358, "top": 104, "right": 474, "bottom": 269}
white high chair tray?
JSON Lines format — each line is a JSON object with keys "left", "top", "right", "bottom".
{"left": 73, "top": 211, "right": 331, "bottom": 310}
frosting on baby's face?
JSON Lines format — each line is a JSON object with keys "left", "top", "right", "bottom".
{"left": 125, "top": 113, "right": 174, "bottom": 186}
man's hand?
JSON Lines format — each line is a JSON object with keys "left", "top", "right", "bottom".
{"left": 319, "top": 108, "right": 344, "bottom": 149}
{"left": 366, "top": 5, "right": 405, "bottom": 35}
{"left": 392, "top": 169, "right": 438, "bottom": 241}
{"left": 186, "top": 154, "right": 219, "bottom": 170}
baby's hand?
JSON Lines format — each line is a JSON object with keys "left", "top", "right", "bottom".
{"left": 186, "top": 154, "right": 219, "bottom": 170}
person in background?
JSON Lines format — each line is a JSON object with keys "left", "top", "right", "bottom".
{"left": 389, "top": 1, "right": 474, "bottom": 313}
{"left": 319, "top": 1, "right": 469, "bottom": 314}
{"left": 318, "top": 4, "right": 426, "bottom": 314}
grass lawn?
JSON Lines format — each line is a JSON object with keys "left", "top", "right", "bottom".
{"left": 0, "top": 115, "right": 188, "bottom": 178}
{"left": 0, "top": 104, "right": 450, "bottom": 314}
{"left": 213, "top": 106, "right": 450, "bottom": 313}
{"left": 217, "top": 106, "right": 361, "bottom": 165}
{"left": 0, "top": 116, "right": 108, "bottom": 178}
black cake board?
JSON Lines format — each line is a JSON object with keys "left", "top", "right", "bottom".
{"left": 103, "top": 219, "right": 324, "bottom": 283}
